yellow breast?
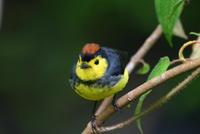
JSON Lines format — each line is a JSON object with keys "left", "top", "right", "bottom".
{"left": 74, "top": 69, "right": 129, "bottom": 100}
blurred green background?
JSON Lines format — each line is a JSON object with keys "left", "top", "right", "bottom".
{"left": 0, "top": 0, "right": 200, "bottom": 134}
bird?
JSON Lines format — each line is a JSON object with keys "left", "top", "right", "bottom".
{"left": 69, "top": 43, "right": 129, "bottom": 131}
{"left": 69, "top": 43, "right": 129, "bottom": 102}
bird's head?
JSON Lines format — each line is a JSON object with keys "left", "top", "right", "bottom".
{"left": 75, "top": 43, "right": 108, "bottom": 81}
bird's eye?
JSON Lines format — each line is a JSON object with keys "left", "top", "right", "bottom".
{"left": 94, "top": 59, "right": 99, "bottom": 65}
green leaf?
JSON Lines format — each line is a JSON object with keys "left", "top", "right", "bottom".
{"left": 135, "top": 57, "right": 171, "bottom": 134}
{"left": 137, "top": 62, "right": 150, "bottom": 75}
{"left": 147, "top": 57, "right": 170, "bottom": 80}
{"left": 155, "top": 0, "right": 184, "bottom": 46}
{"left": 190, "top": 32, "right": 200, "bottom": 37}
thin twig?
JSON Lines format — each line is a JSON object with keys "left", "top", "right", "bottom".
{"left": 95, "top": 25, "right": 162, "bottom": 117}
{"left": 100, "top": 37, "right": 200, "bottom": 132}
{"left": 99, "top": 67, "right": 200, "bottom": 132}
{"left": 179, "top": 40, "right": 200, "bottom": 61}
{"left": 190, "top": 37, "right": 200, "bottom": 59}
{"left": 82, "top": 58, "right": 200, "bottom": 134}
{"left": 126, "top": 25, "right": 162, "bottom": 73}
{"left": 95, "top": 96, "right": 113, "bottom": 116}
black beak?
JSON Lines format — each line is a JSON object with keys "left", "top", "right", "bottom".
{"left": 80, "top": 63, "right": 91, "bottom": 69}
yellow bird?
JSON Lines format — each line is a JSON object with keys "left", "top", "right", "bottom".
{"left": 69, "top": 43, "right": 129, "bottom": 131}
{"left": 69, "top": 43, "right": 129, "bottom": 101}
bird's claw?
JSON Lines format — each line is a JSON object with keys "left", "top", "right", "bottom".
{"left": 91, "top": 115, "right": 99, "bottom": 134}
{"left": 112, "top": 99, "right": 120, "bottom": 111}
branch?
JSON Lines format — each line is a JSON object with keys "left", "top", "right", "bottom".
{"left": 98, "top": 66, "right": 200, "bottom": 132}
{"left": 95, "top": 25, "right": 162, "bottom": 116}
{"left": 82, "top": 58, "right": 200, "bottom": 134}
{"left": 99, "top": 37, "right": 200, "bottom": 132}
{"left": 190, "top": 36, "right": 200, "bottom": 59}
{"left": 126, "top": 25, "right": 162, "bottom": 73}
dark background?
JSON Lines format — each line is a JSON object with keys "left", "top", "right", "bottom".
{"left": 0, "top": 0, "right": 200, "bottom": 134}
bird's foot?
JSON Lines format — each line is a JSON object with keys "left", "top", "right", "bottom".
{"left": 91, "top": 115, "right": 99, "bottom": 134}
{"left": 112, "top": 99, "right": 120, "bottom": 111}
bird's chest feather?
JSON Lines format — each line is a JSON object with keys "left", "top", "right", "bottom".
{"left": 73, "top": 69, "right": 129, "bottom": 100}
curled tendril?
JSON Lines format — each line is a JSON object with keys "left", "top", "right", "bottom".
{"left": 178, "top": 40, "right": 200, "bottom": 61}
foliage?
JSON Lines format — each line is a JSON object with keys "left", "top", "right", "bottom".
{"left": 155, "top": 0, "right": 184, "bottom": 46}
{"left": 190, "top": 32, "right": 200, "bottom": 37}
{"left": 136, "top": 62, "right": 150, "bottom": 75}
{"left": 135, "top": 57, "right": 171, "bottom": 134}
